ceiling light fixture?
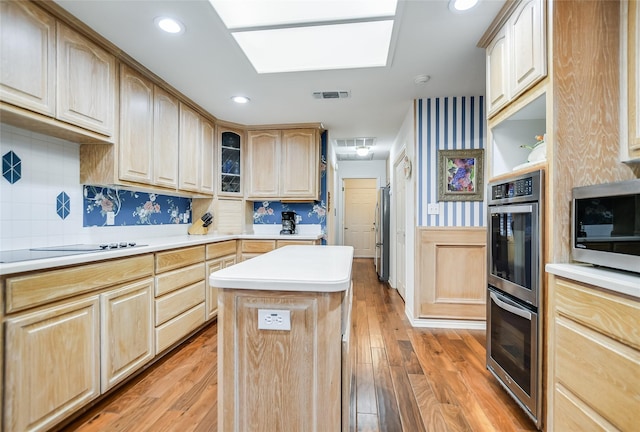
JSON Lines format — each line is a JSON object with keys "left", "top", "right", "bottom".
{"left": 449, "top": 0, "right": 480, "bottom": 12}
{"left": 231, "top": 96, "right": 250, "bottom": 104}
{"left": 356, "top": 146, "right": 370, "bottom": 157}
{"left": 155, "top": 17, "right": 185, "bottom": 34}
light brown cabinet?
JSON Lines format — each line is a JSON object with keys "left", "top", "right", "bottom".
{"left": 4, "top": 296, "right": 100, "bottom": 432}
{"left": 0, "top": 1, "right": 116, "bottom": 141}
{"left": 179, "top": 103, "right": 215, "bottom": 195}
{"left": 219, "top": 127, "right": 244, "bottom": 197}
{"left": 547, "top": 276, "right": 640, "bottom": 431}
{"left": 206, "top": 240, "right": 238, "bottom": 319}
{"left": 56, "top": 22, "right": 116, "bottom": 137}
{"left": 119, "top": 64, "right": 154, "bottom": 184}
{"left": 0, "top": 0, "right": 55, "bottom": 116}
{"left": 153, "top": 86, "right": 180, "bottom": 188}
{"left": 485, "top": 0, "right": 546, "bottom": 117}
{"left": 622, "top": 0, "right": 640, "bottom": 161}
{"left": 154, "top": 246, "right": 206, "bottom": 353}
{"left": 100, "top": 279, "right": 154, "bottom": 392}
{"left": 246, "top": 128, "right": 320, "bottom": 200}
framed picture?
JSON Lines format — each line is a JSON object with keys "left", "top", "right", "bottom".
{"left": 438, "top": 149, "right": 484, "bottom": 201}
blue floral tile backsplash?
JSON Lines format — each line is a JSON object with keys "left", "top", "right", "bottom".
{"left": 83, "top": 186, "right": 192, "bottom": 227}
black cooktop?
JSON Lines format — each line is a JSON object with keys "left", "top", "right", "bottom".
{"left": 0, "top": 244, "right": 145, "bottom": 263}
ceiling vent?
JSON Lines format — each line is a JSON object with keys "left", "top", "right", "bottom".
{"left": 334, "top": 137, "right": 376, "bottom": 148}
{"left": 313, "top": 91, "right": 350, "bottom": 99}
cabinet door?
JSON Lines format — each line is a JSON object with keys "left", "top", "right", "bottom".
{"left": 486, "top": 26, "right": 509, "bottom": 116}
{"left": 119, "top": 64, "right": 153, "bottom": 184}
{"left": 101, "top": 279, "right": 154, "bottom": 392}
{"left": 56, "top": 23, "right": 116, "bottom": 137}
{"left": 179, "top": 103, "right": 201, "bottom": 192}
{"left": 0, "top": 1, "right": 55, "bottom": 116}
{"left": 200, "top": 118, "right": 215, "bottom": 194}
{"left": 153, "top": 86, "right": 179, "bottom": 188}
{"left": 206, "top": 258, "right": 224, "bottom": 320}
{"left": 4, "top": 297, "right": 100, "bottom": 432}
{"left": 626, "top": 0, "right": 640, "bottom": 159}
{"left": 247, "top": 130, "right": 280, "bottom": 197}
{"left": 281, "top": 129, "right": 319, "bottom": 199}
{"left": 509, "top": 0, "right": 546, "bottom": 98}
{"left": 220, "top": 129, "right": 243, "bottom": 196}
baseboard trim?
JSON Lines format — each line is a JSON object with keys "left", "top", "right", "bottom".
{"left": 410, "top": 318, "right": 486, "bottom": 330}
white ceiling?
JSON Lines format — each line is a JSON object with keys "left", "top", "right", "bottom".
{"left": 54, "top": 0, "right": 504, "bottom": 161}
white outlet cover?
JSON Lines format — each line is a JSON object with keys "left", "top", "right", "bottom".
{"left": 427, "top": 203, "right": 440, "bottom": 215}
{"left": 106, "top": 211, "right": 115, "bottom": 225}
{"left": 258, "top": 309, "right": 291, "bottom": 331}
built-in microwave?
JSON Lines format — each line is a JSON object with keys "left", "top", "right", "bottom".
{"left": 572, "top": 179, "right": 640, "bottom": 274}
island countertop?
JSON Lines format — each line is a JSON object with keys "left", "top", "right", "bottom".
{"left": 209, "top": 245, "right": 354, "bottom": 292}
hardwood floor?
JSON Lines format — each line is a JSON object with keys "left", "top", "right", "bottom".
{"left": 64, "top": 258, "right": 538, "bottom": 432}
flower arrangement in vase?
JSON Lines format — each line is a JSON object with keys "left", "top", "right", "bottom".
{"left": 521, "top": 134, "right": 546, "bottom": 163}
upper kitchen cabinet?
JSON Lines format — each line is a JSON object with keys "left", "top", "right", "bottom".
{"left": 0, "top": 1, "right": 55, "bottom": 116}
{"left": 179, "top": 103, "right": 215, "bottom": 196}
{"left": 56, "top": 22, "right": 116, "bottom": 137}
{"left": 119, "top": 64, "right": 154, "bottom": 185}
{"left": 622, "top": 0, "right": 640, "bottom": 161}
{"left": 0, "top": 1, "right": 116, "bottom": 142}
{"left": 246, "top": 128, "right": 320, "bottom": 200}
{"left": 482, "top": 0, "right": 547, "bottom": 118}
{"left": 219, "top": 126, "right": 244, "bottom": 197}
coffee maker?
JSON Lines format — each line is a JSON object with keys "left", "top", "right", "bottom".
{"left": 280, "top": 211, "right": 297, "bottom": 234}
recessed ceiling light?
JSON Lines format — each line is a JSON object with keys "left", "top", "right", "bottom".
{"left": 232, "top": 20, "right": 394, "bottom": 73}
{"left": 356, "top": 146, "right": 370, "bottom": 156}
{"left": 231, "top": 96, "right": 250, "bottom": 104}
{"left": 449, "top": 0, "right": 479, "bottom": 12}
{"left": 155, "top": 17, "right": 185, "bottom": 34}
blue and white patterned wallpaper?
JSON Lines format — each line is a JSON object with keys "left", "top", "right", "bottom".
{"left": 83, "top": 186, "right": 192, "bottom": 227}
{"left": 253, "top": 131, "right": 328, "bottom": 239}
{"left": 417, "top": 96, "right": 486, "bottom": 227}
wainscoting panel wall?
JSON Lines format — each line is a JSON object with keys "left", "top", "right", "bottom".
{"left": 417, "top": 227, "right": 487, "bottom": 320}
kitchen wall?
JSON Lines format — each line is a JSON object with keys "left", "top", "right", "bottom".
{"left": 0, "top": 124, "right": 190, "bottom": 250}
{"left": 416, "top": 96, "right": 486, "bottom": 227}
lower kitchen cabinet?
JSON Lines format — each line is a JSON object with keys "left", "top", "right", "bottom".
{"left": 4, "top": 296, "right": 101, "bottom": 432}
{"left": 154, "top": 246, "right": 206, "bottom": 353}
{"left": 100, "top": 279, "right": 154, "bottom": 392}
{"left": 547, "top": 275, "right": 640, "bottom": 431}
{"left": 206, "top": 240, "right": 238, "bottom": 319}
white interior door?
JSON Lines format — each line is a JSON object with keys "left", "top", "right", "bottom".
{"left": 344, "top": 178, "right": 377, "bottom": 258}
{"left": 394, "top": 157, "right": 406, "bottom": 299}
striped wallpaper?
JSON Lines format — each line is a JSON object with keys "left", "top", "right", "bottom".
{"left": 417, "top": 96, "right": 486, "bottom": 227}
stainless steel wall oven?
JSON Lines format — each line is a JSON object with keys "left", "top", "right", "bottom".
{"left": 486, "top": 170, "right": 543, "bottom": 429}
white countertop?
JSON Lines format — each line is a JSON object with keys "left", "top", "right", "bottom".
{"left": 0, "top": 232, "right": 322, "bottom": 275}
{"left": 209, "top": 245, "right": 354, "bottom": 293}
{"left": 546, "top": 263, "right": 640, "bottom": 299}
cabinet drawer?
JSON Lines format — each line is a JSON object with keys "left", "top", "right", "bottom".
{"left": 555, "top": 277, "right": 640, "bottom": 349}
{"left": 5, "top": 254, "right": 154, "bottom": 313}
{"left": 155, "top": 262, "right": 204, "bottom": 296}
{"left": 155, "top": 281, "right": 205, "bottom": 326}
{"left": 555, "top": 317, "right": 639, "bottom": 432}
{"left": 241, "top": 240, "right": 276, "bottom": 254}
{"left": 155, "top": 302, "right": 205, "bottom": 353}
{"left": 276, "top": 240, "right": 317, "bottom": 248}
{"left": 206, "top": 240, "right": 237, "bottom": 260}
{"left": 155, "top": 246, "right": 205, "bottom": 273}
{"left": 554, "top": 385, "right": 616, "bottom": 431}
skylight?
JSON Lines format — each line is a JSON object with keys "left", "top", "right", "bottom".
{"left": 209, "top": 0, "right": 398, "bottom": 73}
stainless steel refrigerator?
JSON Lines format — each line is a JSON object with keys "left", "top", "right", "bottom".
{"left": 375, "top": 185, "right": 390, "bottom": 281}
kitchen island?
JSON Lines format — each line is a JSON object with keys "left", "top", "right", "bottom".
{"left": 209, "top": 245, "right": 354, "bottom": 432}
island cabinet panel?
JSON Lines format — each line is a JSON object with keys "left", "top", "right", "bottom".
{"left": 218, "top": 289, "right": 342, "bottom": 432}
{"left": 0, "top": 0, "right": 55, "bottom": 116}
{"left": 548, "top": 276, "right": 640, "bottom": 431}
{"left": 100, "top": 278, "right": 154, "bottom": 392}
{"left": 4, "top": 296, "right": 100, "bottom": 432}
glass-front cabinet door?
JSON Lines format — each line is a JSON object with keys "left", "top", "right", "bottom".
{"left": 219, "top": 129, "right": 242, "bottom": 196}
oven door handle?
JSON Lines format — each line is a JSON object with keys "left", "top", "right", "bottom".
{"left": 490, "top": 204, "right": 534, "bottom": 215}
{"left": 490, "top": 291, "right": 532, "bottom": 320}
